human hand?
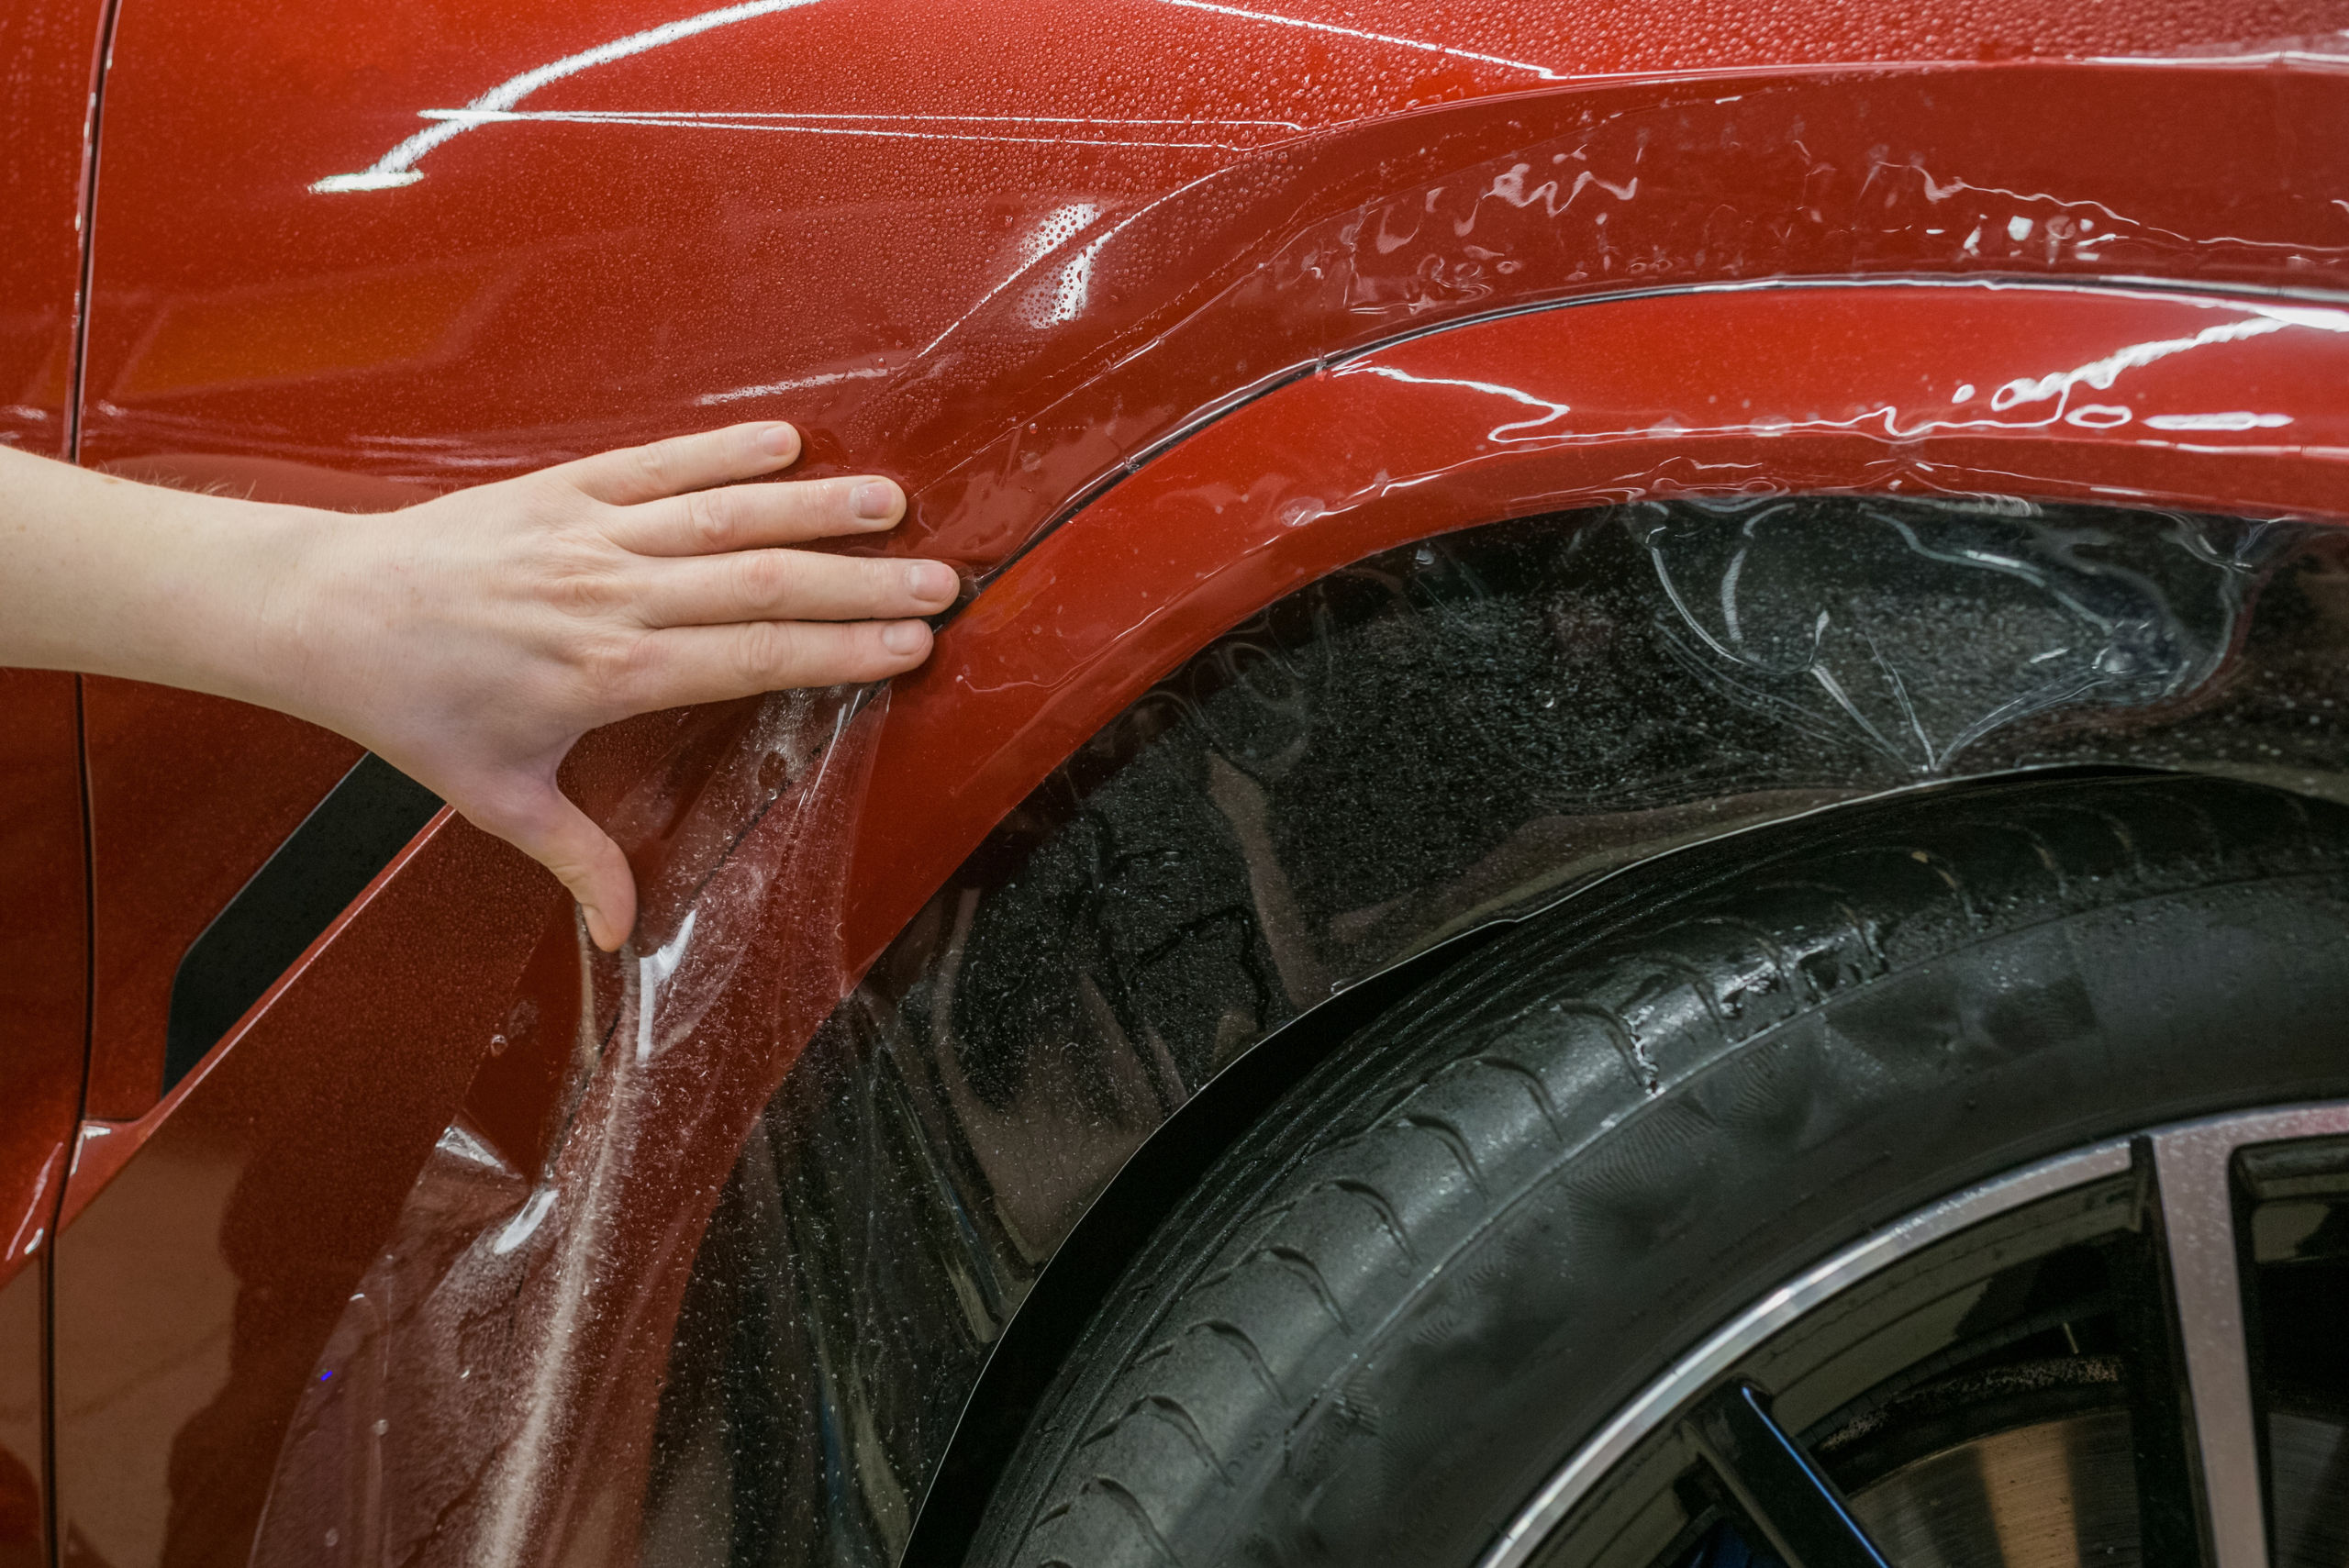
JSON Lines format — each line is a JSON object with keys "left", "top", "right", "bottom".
{"left": 273, "top": 423, "right": 956, "bottom": 950}
{"left": 0, "top": 423, "right": 955, "bottom": 951}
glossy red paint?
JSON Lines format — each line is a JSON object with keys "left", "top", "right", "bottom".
{"left": 276, "top": 282, "right": 2349, "bottom": 1568}
{"left": 52, "top": 279, "right": 2349, "bottom": 1566}
{"left": 851, "top": 280, "right": 2349, "bottom": 976}
{"left": 0, "top": 0, "right": 106, "bottom": 1275}
{"left": 51, "top": 812, "right": 552, "bottom": 1566}
{"left": 68, "top": 21, "right": 2349, "bottom": 1152}
{"left": 31, "top": 1, "right": 2349, "bottom": 1560}
{"left": 0, "top": 670, "right": 86, "bottom": 1291}
{"left": 253, "top": 693, "right": 889, "bottom": 1567}
{"left": 82, "top": 682, "right": 361, "bottom": 1118}
{"left": 0, "top": 1266, "right": 46, "bottom": 1568}
{"left": 75, "top": 37, "right": 2349, "bottom": 539}
{"left": 0, "top": 670, "right": 83, "bottom": 1568}
{"left": 75, "top": 465, "right": 442, "bottom": 1122}
{"left": 0, "top": 0, "right": 109, "bottom": 459}
{"left": 0, "top": 13, "right": 109, "bottom": 1558}
{"left": 45, "top": 696, "right": 810, "bottom": 1563}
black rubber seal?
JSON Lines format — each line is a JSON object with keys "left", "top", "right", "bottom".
{"left": 161, "top": 752, "right": 442, "bottom": 1094}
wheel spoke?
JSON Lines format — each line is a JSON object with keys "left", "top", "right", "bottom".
{"left": 1502, "top": 1108, "right": 2349, "bottom": 1568}
{"left": 1682, "top": 1384, "right": 1890, "bottom": 1568}
{"left": 2150, "top": 1124, "right": 2272, "bottom": 1568}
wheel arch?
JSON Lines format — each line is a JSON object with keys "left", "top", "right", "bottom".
{"left": 841, "top": 277, "right": 2349, "bottom": 979}
{"left": 647, "top": 303, "right": 2349, "bottom": 1553}
{"left": 199, "top": 281, "right": 2349, "bottom": 1568}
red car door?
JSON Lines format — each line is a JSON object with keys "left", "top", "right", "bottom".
{"left": 0, "top": 672, "right": 86, "bottom": 1568}
{"left": 1, "top": 3, "right": 111, "bottom": 1563}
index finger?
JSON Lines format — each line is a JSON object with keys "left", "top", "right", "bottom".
{"left": 551, "top": 422, "right": 802, "bottom": 506}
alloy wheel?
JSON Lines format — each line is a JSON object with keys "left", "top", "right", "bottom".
{"left": 1494, "top": 1104, "right": 2349, "bottom": 1568}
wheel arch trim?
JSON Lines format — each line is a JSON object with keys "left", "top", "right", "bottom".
{"left": 841, "top": 277, "right": 2349, "bottom": 979}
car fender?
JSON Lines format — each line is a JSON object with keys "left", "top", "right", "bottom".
{"left": 49, "top": 25, "right": 2349, "bottom": 1566}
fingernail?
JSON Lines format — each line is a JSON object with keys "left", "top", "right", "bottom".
{"left": 907, "top": 561, "right": 957, "bottom": 603}
{"left": 881, "top": 620, "right": 929, "bottom": 656}
{"left": 757, "top": 423, "right": 798, "bottom": 457}
{"left": 853, "top": 481, "right": 898, "bottom": 521}
{"left": 580, "top": 903, "right": 607, "bottom": 942}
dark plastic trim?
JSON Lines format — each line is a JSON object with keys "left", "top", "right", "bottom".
{"left": 161, "top": 752, "right": 441, "bottom": 1094}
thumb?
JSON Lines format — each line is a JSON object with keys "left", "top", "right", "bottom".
{"left": 473, "top": 780, "right": 639, "bottom": 951}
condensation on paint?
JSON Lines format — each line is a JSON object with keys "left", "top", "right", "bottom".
{"left": 202, "top": 19, "right": 2349, "bottom": 1568}
{"left": 250, "top": 686, "right": 885, "bottom": 1565}
{"left": 80, "top": 6, "right": 2349, "bottom": 594}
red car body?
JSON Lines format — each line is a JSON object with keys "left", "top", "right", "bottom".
{"left": 4, "top": 1, "right": 2348, "bottom": 1563}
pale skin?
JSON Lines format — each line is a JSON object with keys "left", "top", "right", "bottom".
{"left": 0, "top": 422, "right": 956, "bottom": 951}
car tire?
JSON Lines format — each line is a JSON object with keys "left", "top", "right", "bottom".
{"left": 965, "top": 772, "right": 2349, "bottom": 1567}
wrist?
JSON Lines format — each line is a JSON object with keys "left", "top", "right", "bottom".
{"left": 203, "top": 497, "right": 348, "bottom": 721}
{"left": 118, "top": 485, "right": 339, "bottom": 714}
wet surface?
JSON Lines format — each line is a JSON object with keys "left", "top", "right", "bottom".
{"left": 77, "top": 16, "right": 2349, "bottom": 575}
{"left": 0, "top": 0, "right": 108, "bottom": 458}
{"left": 641, "top": 497, "right": 2349, "bottom": 1568}
{"left": 250, "top": 689, "right": 885, "bottom": 1567}
{"left": 39, "top": 4, "right": 2349, "bottom": 1560}
{"left": 244, "top": 494, "right": 2349, "bottom": 1565}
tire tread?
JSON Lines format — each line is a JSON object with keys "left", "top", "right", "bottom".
{"left": 975, "top": 775, "right": 2349, "bottom": 1568}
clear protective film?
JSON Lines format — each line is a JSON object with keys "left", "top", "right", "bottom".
{"left": 250, "top": 686, "right": 886, "bottom": 1566}
{"left": 236, "top": 490, "right": 2349, "bottom": 1568}
{"left": 211, "top": 52, "right": 2349, "bottom": 1559}
{"left": 648, "top": 496, "right": 2347, "bottom": 1566}
{"left": 899, "top": 59, "right": 2349, "bottom": 573}
{"left": 44, "top": 17, "right": 2349, "bottom": 1564}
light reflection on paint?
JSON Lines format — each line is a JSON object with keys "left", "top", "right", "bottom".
{"left": 1344, "top": 303, "right": 2348, "bottom": 452}
{"left": 312, "top": 0, "right": 832, "bottom": 192}
{"left": 410, "top": 107, "right": 1286, "bottom": 152}
{"left": 1988, "top": 315, "right": 2295, "bottom": 412}
{"left": 2146, "top": 412, "right": 2294, "bottom": 431}
{"left": 1340, "top": 362, "right": 1573, "bottom": 440}
{"left": 311, "top": 0, "right": 1330, "bottom": 192}
{"left": 490, "top": 1186, "right": 557, "bottom": 1255}
{"left": 634, "top": 907, "right": 696, "bottom": 1063}
{"left": 696, "top": 366, "right": 891, "bottom": 405}
{"left": 1153, "top": 0, "right": 1564, "bottom": 81}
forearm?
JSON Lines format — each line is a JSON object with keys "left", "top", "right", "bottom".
{"left": 0, "top": 446, "right": 315, "bottom": 706}
{"left": 1, "top": 423, "right": 954, "bottom": 948}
